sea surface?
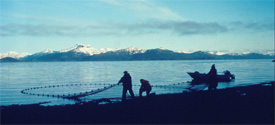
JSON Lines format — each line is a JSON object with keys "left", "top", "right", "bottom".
{"left": 0, "top": 59, "right": 274, "bottom": 106}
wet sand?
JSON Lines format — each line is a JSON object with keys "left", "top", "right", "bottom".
{"left": 1, "top": 81, "right": 274, "bottom": 124}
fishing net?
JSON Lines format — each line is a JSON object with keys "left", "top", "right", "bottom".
{"left": 21, "top": 82, "right": 199, "bottom": 101}
{"left": 21, "top": 83, "right": 117, "bottom": 99}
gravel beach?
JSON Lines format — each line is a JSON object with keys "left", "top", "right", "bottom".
{"left": 1, "top": 81, "right": 274, "bottom": 124}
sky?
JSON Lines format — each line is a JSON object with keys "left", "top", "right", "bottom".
{"left": 0, "top": 0, "right": 274, "bottom": 54}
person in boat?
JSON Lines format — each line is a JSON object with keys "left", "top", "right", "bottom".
{"left": 117, "top": 71, "right": 135, "bottom": 101}
{"left": 139, "top": 79, "right": 152, "bottom": 97}
{"left": 206, "top": 64, "right": 218, "bottom": 91}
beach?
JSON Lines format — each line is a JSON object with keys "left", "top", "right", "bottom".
{"left": 1, "top": 81, "right": 274, "bottom": 124}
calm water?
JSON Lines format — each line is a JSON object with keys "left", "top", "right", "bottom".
{"left": 0, "top": 59, "right": 274, "bottom": 106}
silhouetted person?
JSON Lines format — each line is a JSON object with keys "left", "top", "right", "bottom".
{"left": 117, "top": 71, "right": 135, "bottom": 102}
{"left": 139, "top": 79, "right": 152, "bottom": 97}
{"left": 207, "top": 64, "right": 218, "bottom": 91}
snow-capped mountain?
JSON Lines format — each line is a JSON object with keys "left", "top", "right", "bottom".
{"left": 208, "top": 49, "right": 274, "bottom": 56}
{"left": 42, "top": 49, "right": 54, "bottom": 54}
{"left": 207, "top": 51, "right": 245, "bottom": 56}
{"left": 1, "top": 44, "right": 273, "bottom": 62}
{"left": 116, "top": 47, "right": 147, "bottom": 54}
{"left": 207, "top": 51, "right": 227, "bottom": 55}
{"left": 0, "top": 51, "right": 31, "bottom": 59}
{"left": 59, "top": 44, "right": 147, "bottom": 55}
{"left": 59, "top": 44, "right": 114, "bottom": 55}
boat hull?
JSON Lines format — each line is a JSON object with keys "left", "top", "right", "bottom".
{"left": 187, "top": 72, "right": 234, "bottom": 82}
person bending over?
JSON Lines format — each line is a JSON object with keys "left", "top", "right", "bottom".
{"left": 139, "top": 79, "right": 152, "bottom": 97}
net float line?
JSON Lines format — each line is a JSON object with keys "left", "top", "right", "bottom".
{"left": 21, "top": 82, "right": 188, "bottom": 100}
{"left": 21, "top": 82, "right": 187, "bottom": 94}
{"left": 65, "top": 84, "right": 119, "bottom": 101}
{"left": 21, "top": 83, "right": 119, "bottom": 101}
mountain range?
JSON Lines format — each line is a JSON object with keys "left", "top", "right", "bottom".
{"left": 0, "top": 44, "right": 274, "bottom": 62}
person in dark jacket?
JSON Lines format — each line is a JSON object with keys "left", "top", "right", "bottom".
{"left": 207, "top": 64, "right": 218, "bottom": 91}
{"left": 139, "top": 79, "right": 152, "bottom": 97}
{"left": 117, "top": 71, "right": 135, "bottom": 101}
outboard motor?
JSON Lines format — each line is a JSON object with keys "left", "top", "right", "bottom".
{"left": 231, "top": 74, "right": 235, "bottom": 79}
{"left": 224, "top": 70, "right": 235, "bottom": 80}
{"left": 224, "top": 70, "right": 231, "bottom": 76}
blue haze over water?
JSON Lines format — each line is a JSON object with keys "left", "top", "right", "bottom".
{"left": 0, "top": 59, "right": 274, "bottom": 106}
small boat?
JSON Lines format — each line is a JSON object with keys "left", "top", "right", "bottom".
{"left": 187, "top": 70, "right": 235, "bottom": 82}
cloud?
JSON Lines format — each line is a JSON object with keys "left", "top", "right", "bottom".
{"left": 98, "top": 0, "right": 184, "bottom": 21}
{"left": 117, "top": 21, "right": 228, "bottom": 35}
{"left": 228, "top": 20, "right": 274, "bottom": 32}
{"left": 166, "top": 21, "right": 228, "bottom": 35}
{"left": 0, "top": 24, "right": 82, "bottom": 36}
{"left": 1, "top": 12, "right": 93, "bottom": 25}
{"left": 0, "top": 20, "right": 228, "bottom": 37}
{"left": 99, "top": 0, "right": 122, "bottom": 6}
{"left": 0, "top": 0, "right": 230, "bottom": 37}
{"left": 244, "top": 22, "right": 274, "bottom": 31}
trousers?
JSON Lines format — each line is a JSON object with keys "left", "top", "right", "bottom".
{"left": 122, "top": 85, "right": 135, "bottom": 101}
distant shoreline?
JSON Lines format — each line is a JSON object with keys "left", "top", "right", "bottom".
{"left": 1, "top": 57, "right": 274, "bottom": 62}
{"left": 1, "top": 81, "right": 274, "bottom": 124}
{"left": 1, "top": 47, "right": 273, "bottom": 62}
